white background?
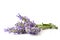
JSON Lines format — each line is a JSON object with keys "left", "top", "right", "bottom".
{"left": 0, "top": 0, "right": 60, "bottom": 40}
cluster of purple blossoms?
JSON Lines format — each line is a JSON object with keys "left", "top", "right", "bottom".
{"left": 4, "top": 14, "right": 41, "bottom": 35}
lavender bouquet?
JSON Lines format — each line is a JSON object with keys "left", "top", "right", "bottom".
{"left": 4, "top": 14, "right": 58, "bottom": 35}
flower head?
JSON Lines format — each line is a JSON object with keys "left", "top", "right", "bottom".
{"left": 4, "top": 14, "right": 41, "bottom": 35}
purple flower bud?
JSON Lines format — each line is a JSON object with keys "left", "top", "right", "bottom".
{"left": 24, "top": 21, "right": 36, "bottom": 27}
{"left": 29, "top": 22, "right": 36, "bottom": 27}
{"left": 29, "top": 27, "right": 41, "bottom": 35}
{"left": 17, "top": 14, "right": 23, "bottom": 19}
{"left": 24, "top": 26, "right": 31, "bottom": 33}
{"left": 23, "top": 16, "right": 30, "bottom": 22}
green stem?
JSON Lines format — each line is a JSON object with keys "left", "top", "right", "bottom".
{"left": 36, "top": 23, "right": 58, "bottom": 30}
